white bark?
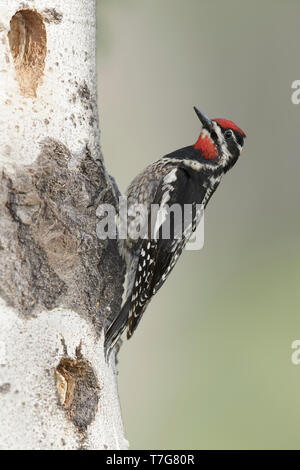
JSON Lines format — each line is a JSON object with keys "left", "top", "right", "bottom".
{"left": 0, "top": 0, "right": 128, "bottom": 450}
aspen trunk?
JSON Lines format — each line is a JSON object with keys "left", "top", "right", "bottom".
{"left": 0, "top": 0, "right": 128, "bottom": 450}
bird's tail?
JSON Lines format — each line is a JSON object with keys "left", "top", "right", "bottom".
{"left": 104, "top": 296, "right": 131, "bottom": 361}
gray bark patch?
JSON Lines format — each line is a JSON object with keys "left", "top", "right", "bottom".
{"left": 42, "top": 8, "right": 63, "bottom": 24}
{"left": 0, "top": 138, "right": 125, "bottom": 332}
{"left": 0, "top": 383, "right": 11, "bottom": 394}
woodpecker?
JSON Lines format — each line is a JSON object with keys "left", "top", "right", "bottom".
{"left": 104, "top": 106, "right": 246, "bottom": 359}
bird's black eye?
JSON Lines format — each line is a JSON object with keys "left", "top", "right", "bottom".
{"left": 224, "top": 129, "right": 233, "bottom": 139}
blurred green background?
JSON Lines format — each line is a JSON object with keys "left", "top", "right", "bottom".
{"left": 97, "top": 0, "right": 300, "bottom": 449}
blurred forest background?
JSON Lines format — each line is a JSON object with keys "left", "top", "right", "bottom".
{"left": 97, "top": 0, "right": 300, "bottom": 449}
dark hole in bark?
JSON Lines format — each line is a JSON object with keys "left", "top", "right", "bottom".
{"left": 56, "top": 353, "right": 100, "bottom": 434}
{"left": 8, "top": 9, "right": 47, "bottom": 97}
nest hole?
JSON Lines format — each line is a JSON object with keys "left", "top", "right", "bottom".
{"left": 8, "top": 9, "right": 46, "bottom": 97}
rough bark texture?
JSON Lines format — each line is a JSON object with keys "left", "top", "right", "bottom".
{"left": 0, "top": 0, "right": 127, "bottom": 450}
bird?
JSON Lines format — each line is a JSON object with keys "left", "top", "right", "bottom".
{"left": 104, "top": 106, "right": 246, "bottom": 359}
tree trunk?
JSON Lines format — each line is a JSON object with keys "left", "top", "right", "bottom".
{"left": 0, "top": 0, "right": 128, "bottom": 450}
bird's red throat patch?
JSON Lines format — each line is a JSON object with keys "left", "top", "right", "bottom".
{"left": 194, "top": 130, "right": 217, "bottom": 159}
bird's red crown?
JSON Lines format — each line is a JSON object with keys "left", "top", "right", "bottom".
{"left": 213, "top": 118, "right": 246, "bottom": 137}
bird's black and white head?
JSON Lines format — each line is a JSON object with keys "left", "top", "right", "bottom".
{"left": 193, "top": 106, "right": 246, "bottom": 173}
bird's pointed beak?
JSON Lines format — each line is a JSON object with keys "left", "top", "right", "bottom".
{"left": 193, "top": 106, "right": 213, "bottom": 130}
